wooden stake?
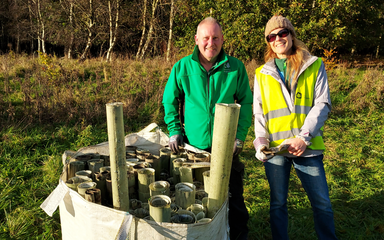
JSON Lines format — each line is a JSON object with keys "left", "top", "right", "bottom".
{"left": 106, "top": 102, "right": 129, "bottom": 211}
{"left": 207, "top": 103, "right": 240, "bottom": 218}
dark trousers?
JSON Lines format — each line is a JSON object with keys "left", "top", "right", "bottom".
{"left": 229, "top": 154, "right": 249, "bottom": 240}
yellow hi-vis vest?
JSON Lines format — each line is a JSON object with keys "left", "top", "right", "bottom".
{"left": 255, "top": 58, "right": 325, "bottom": 150}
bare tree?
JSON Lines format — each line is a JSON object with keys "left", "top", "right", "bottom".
{"left": 2, "top": 0, "right": 30, "bottom": 54}
{"left": 12, "top": 0, "right": 21, "bottom": 53}
{"left": 136, "top": 0, "right": 148, "bottom": 60}
{"left": 36, "top": 0, "right": 46, "bottom": 53}
{"left": 139, "top": 0, "right": 159, "bottom": 60}
{"left": 106, "top": 0, "right": 120, "bottom": 62}
{"left": 27, "top": 0, "right": 35, "bottom": 54}
{"left": 377, "top": 33, "right": 382, "bottom": 59}
{"left": 57, "top": 0, "right": 77, "bottom": 58}
{"left": 80, "top": 0, "right": 95, "bottom": 60}
{"left": 166, "top": 0, "right": 175, "bottom": 62}
{"left": 59, "top": 0, "right": 79, "bottom": 59}
{"left": 68, "top": 0, "right": 74, "bottom": 59}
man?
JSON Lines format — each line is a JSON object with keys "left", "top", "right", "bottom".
{"left": 162, "top": 17, "right": 253, "bottom": 240}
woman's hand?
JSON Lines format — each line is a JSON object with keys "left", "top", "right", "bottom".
{"left": 285, "top": 138, "right": 307, "bottom": 156}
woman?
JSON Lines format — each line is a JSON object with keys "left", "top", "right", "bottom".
{"left": 253, "top": 15, "right": 338, "bottom": 240}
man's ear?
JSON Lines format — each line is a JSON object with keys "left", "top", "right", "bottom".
{"left": 194, "top": 35, "right": 198, "bottom": 45}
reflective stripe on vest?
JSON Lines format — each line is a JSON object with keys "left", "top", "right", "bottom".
{"left": 255, "top": 58, "right": 325, "bottom": 150}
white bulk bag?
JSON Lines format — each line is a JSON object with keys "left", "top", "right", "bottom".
{"left": 41, "top": 123, "right": 229, "bottom": 240}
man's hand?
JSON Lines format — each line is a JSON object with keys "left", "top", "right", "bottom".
{"left": 169, "top": 134, "right": 184, "bottom": 153}
{"left": 233, "top": 139, "right": 243, "bottom": 156}
{"left": 284, "top": 138, "right": 307, "bottom": 156}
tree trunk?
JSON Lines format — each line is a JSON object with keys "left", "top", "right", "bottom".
{"left": 41, "top": 23, "right": 46, "bottom": 53}
{"left": 28, "top": 0, "right": 34, "bottom": 54}
{"left": 68, "top": 1, "right": 74, "bottom": 59}
{"left": 37, "top": 0, "right": 46, "bottom": 53}
{"left": 15, "top": 0, "right": 20, "bottom": 54}
{"left": 376, "top": 33, "right": 382, "bottom": 59}
{"left": 136, "top": 0, "right": 147, "bottom": 60}
{"left": 106, "top": 0, "right": 120, "bottom": 62}
{"left": 140, "top": 0, "right": 159, "bottom": 60}
{"left": 166, "top": 0, "right": 175, "bottom": 62}
{"left": 81, "top": 31, "right": 92, "bottom": 60}
{"left": 16, "top": 33, "right": 20, "bottom": 54}
{"left": 80, "top": 0, "right": 94, "bottom": 61}
{"left": 35, "top": 0, "right": 41, "bottom": 53}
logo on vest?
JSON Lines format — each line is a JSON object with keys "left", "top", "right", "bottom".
{"left": 224, "top": 62, "right": 231, "bottom": 73}
{"left": 296, "top": 92, "right": 302, "bottom": 99}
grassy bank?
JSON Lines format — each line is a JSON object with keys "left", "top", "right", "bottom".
{"left": 0, "top": 54, "right": 383, "bottom": 239}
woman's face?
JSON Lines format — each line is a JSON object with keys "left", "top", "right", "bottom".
{"left": 268, "top": 27, "right": 293, "bottom": 59}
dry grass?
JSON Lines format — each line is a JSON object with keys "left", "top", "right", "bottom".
{"left": 2, "top": 53, "right": 382, "bottom": 128}
{"left": 244, "top": 59, "right": 261, "bottom": 91}
{"left": 345, "top": 67, "right": 384, "bottom": 114}
{"left": 328, "top": 65, "right": 384, "bottom": 115}
{"left": 0, "top": 54, "right": 176, "bottom": 128}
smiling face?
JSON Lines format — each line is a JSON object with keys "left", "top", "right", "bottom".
{"left": 269, "top": 27, "right": 293, "bottom": 59}
{"left": 195, "top": 22, "right": 224, "bottom": 64}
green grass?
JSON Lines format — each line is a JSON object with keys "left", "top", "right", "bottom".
{"left": 1, "top": 54, "right": 384, "bottom": 239}
{"left": 0, "top": 122, "right": 111, "bottom": 239}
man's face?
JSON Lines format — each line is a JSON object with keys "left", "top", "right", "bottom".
{"left": 195, "top": 22, "right": 224, "bottom": 63}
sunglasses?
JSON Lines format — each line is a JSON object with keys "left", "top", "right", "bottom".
{"left": 266, "top": 29, "right": 290, "bottom": 42}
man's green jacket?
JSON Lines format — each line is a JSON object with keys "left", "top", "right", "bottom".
{"left": 162, "top": 46, "right": 253, "bottom": 150}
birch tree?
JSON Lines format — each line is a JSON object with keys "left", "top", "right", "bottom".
{"left": 36, "top": 0, "right": 46, "bottom": 53}
{"left": 27, "top": 0, "right": 47, "bottom": 54}
{"left": 11, "top": 0, "right": 21, "bottom": 53}
{"left": 166, "top": 0, "right": 175, "bottom": 62}
{"left": 57, "top": 0, "right": 79, "bottom": 59}
{"left": 139, "top": 0, "right": 159, "bottom": 60}
{"left": 27, "top": 0, "right": 35, "bottom": 54}
{"left": 136, "top": 0, "right": 148, "bottom": 60}
{"left": 67, "top": 0, "right": 74, "bottom": 59}
{"left": 106, "top": 0, "right": 120, "bottom": 62}
{"left": 80, "top": 0, "right": 95, "bottom": 60}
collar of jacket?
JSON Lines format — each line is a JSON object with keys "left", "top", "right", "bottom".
{"left": 191, "top": 45, "right": 228, "bottom": 70}
{"left": 261, "top": 55, "right": 319, "bottom": 81}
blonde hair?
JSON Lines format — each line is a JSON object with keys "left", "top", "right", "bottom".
{"left": 264, "top": 37, "right": 311, "bottom": 85}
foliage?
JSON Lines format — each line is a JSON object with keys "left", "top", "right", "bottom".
{"left": 38, "top": 52, "right": 62, "bottom": 81}
{"left": 171, "top": 0, "right": 384, "bottom": 60}
{"left": 323, "top": 48, "right": 338, "bottom": 71}
{"left": 0, "top": 0, "right": 384, "bottom": 60}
